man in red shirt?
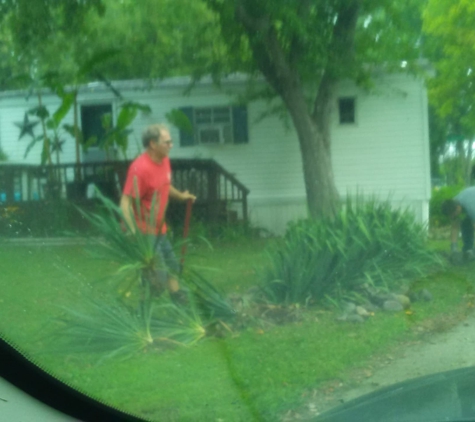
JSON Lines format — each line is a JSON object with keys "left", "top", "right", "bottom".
{"left": 120, "top": 124, "right": 196, "bottom": 302}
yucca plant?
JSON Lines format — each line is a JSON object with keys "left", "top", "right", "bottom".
{"left": 78, "top": 189, "right": 171, "bottom": 289}
{"left": 45, "top": 191, "right": 237, "bottom": 361}
{"left": 48, "top": 298, "right": 157, "bottom": 362}
{"left": 47, "top": 294, "right": 207, "bottom": 363}
{"left": 261, "top": 196, "right": 444, "bottom": 306}
{"left": 183, "top": 270, "right": 236, "bottom": 322}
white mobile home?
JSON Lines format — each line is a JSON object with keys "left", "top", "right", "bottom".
{"left": 0, "top": 74, "right": 430, "bottom": 233}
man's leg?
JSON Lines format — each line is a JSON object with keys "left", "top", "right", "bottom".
{"left": 461, "top": 216, "right": 474, "bottom": 252}
{"left": 154, "top": 235, "right": 188, "bottom": 298}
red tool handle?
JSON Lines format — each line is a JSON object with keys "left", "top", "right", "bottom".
{"left": 180, "top": 199, "right": 193, "bottom": 271}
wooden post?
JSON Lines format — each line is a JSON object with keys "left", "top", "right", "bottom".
{"left": 208, "top": 164, "right": 219, "bottom": 223}
{"left": 242, "top": 192, "right": 248, "bottom": 223}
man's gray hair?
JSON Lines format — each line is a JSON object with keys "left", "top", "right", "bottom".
{"left": 142, "top": 124, "right": 169, "bottom": 148}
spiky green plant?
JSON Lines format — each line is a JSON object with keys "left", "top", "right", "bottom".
{"left": 49, "top": 298, "right": 157, "bottom": 362}
{"left": 47, "top": 192, "right": 237, "bottom": 361}
{"left": 184, "top": 270, "right": 236, "bottom": 322}
{"left": 48, "top": 294, "right": 207, "bottom": 362}
{"left": 261, "top": 196, "right": 444, "bottom": 305}
{"left": 78, "top": 189, "right": 171, "bottom": 286}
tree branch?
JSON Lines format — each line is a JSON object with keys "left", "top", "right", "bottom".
{"left": 235, "top": 1, "right": 300, "bottom": 101}
{"left": 312, "top": 0, "right": 360, "bottom": 123}
{"left": 235, "top": 2, "right": 269, "bottom": 33}
{"left": 289, "top": 0, "right": 313, "bottom": 67}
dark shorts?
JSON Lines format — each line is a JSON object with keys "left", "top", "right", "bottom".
{"left": 151, "top": 234, "right": 180, "bottom": 277}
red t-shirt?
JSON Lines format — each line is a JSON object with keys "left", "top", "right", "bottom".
{"left": 122, "top": 153, "right": 171, "bottom": 234}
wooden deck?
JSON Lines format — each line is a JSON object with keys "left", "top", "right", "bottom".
{"left": 0, "top": 159, "right": 249, "bottom": 226}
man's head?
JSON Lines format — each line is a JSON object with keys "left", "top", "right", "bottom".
{"left": 142, "top": 124, "right": 173, "bottom": 160}
{"left": 441, "top": 199, "right": 462, "bottom": 220}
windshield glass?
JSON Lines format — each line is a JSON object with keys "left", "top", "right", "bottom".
{"left": 1, "top": 1, "right": 474, "bottom": 421}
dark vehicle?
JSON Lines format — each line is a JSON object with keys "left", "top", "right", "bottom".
{"left": 314, "top": 366, "right": 475, "bottom": 422}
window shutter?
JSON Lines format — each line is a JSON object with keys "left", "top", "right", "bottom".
{"left": 232, "top": 105, "right": 249, "bottom": 144}
{"left": 178, "top": 107, "right": 195, "bottom": 147}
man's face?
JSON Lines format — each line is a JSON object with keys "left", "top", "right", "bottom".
{"left": 151, "top": 129, "right": 173, "bottom": 158}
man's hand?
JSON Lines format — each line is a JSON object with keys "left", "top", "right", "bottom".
{"left": 170, "top": 185, "right": 197, "bottom": 202}
{"left": 181, "top": 190, "right": 197, "bottom": 202}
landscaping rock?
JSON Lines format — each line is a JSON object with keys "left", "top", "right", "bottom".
{"left": 408, "top": 291, "right": 419, "bottom": 303}
{"left": 364, "top": 302, "right": 379, "bottom": 313}
{"left": 370, "top": 291, "right": 394, "bottom": 306}
{"left": 346, "top": 314, "right": 365, "bottom": 324}
{"left": 336, "top": 314, "right": 348, "bottom": 322}
{"left": 408, "top": 289, "right": 433, "bottom": 303}
{"left": 342, "top": 301, "right": 357, "bottom": 314}
{"left": 355, "top": 306, "right": 370, "bottom": 318}
{"left": 383, "top": 300, "right": 404, "bottom": 312}
{"left": 393, "top": 294, "right": 411, "bottom": 309}
{"left": 420, "top": 289, "right": 433, "bottom": 302}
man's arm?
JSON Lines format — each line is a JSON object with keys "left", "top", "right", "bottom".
{"left": 169, "top": 185, "right": 197, "bottom": 202}
{"left": 120, "top": 194, "right": 136, "bottom": 233}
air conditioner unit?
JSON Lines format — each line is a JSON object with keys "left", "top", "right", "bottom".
{"left": 198, "top": 125, "right": 232, "bottom": 145}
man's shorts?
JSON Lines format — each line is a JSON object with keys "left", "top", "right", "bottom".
{"left": 151, "top": 234, "right": 180, "bottom": 277}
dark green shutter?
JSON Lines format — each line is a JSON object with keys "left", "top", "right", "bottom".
{"left": 232, "top": 105, "right": 249, "bottom": 144}
{"left": 178, "top": 107, "right": 195, "bottom": 147}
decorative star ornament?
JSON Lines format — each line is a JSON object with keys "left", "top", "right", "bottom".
{"left": 14, "top": 113, "right": 39, "bottom": 140}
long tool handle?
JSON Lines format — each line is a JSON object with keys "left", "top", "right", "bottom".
{"left": 180, "top": 199, "right": 193, "bottom": 273}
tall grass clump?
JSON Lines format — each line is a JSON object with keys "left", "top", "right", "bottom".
{"left": 262, "top": 197, "right": 444, "bottom": 306}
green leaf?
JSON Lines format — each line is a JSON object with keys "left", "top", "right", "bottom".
{"left": 166, "top": 109, "right": 193, "bottom": 134}
{"left": 28, "top": 105, "right": 49, "bottom": 120}
{"left": 52, "top": 93, "right": 75, "bottom": 127}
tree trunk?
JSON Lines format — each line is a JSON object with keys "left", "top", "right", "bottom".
{"left": 464, "top": 140, "right": 473, "bottom": 186}
{"left": 231, "top": 0, "right": 359, "bottom": 219}
{"left": 281, "top": 81, "right": 340, "bottom": 219}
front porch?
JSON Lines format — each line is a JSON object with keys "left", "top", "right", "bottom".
{"left": 0, "top": 159, "right": 249, "bottom": 236}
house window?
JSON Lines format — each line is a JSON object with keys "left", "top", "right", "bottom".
{"left": 194, "top": 107, "right": 233, "bottom": 145}
{"left": 81, "top": 104, "right": 113, "bottom": 146}
{"left": 338, "top": 97, "right": 356, "bottom": 124}
{"left": 81, "top": 103, "right": 113, "bottom": 162}
{"left": 178, "top": 105, "right": 249, "bottom": 146}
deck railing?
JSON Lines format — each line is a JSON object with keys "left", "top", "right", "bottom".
{"left": 0, "top": 159, "right": 249, "bottom": 224}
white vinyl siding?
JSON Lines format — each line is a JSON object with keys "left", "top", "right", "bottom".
{"left": 0, "top": 74, "right": 430, "bottom": 233}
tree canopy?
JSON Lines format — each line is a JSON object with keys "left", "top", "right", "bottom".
{"left": 0, "top": 0, "right": 225, "bottom": 89}
{"left": 423, "top": 0, "right": 475, "bottom": 138}
{"left": 197, "top": 0, "right": 425, "bottom": 217}
{"left": 422, "top": 0, "right": 475, "bottom": 184}
{"left": 0, "top": 0, "right": 448, "bottom": 215}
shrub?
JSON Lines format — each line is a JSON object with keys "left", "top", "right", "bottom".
{"left": 429, "top": 185, "right": 464, "bottom": 228}
{"left": 0, "top": 147, "right": 7, "bottom": 162}
{"left": 261, "top": 197, "right": 443, "bottom": 306}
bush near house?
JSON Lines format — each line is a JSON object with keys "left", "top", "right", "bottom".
{"left": 0, "top": 146, "right": 7, "bottom": 162}
{"left": 261, "top": 198, "right": 443, "bottom": 306}
{"left": 0, "top": 200, "right": 98, "bottom": 237}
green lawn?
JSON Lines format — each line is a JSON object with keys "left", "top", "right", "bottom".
{"left": 0, "top": 238, "right": 474, "bottom": 421}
